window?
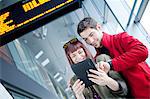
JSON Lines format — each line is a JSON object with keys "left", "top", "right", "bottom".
{"left": 141, "top": 1, "right": 150, "bottom": 34}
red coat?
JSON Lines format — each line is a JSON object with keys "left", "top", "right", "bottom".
{"left": 96, "top": 32, "right": 150, "bottom": 98}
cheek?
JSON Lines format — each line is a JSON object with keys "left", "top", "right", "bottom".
{"left": 94, "top": 34, "right": 99, "bottom": 42}
{"left": 70, "top": 56, "right": 76, "bottom": 63}
{"left": 72, "top": 58, "right": 77, "bottom": 64}
{"left": 94, "top": 33, "right": 98, "bottom": 39}
{"left": 81, "top": 53, "right": 86, "bottom": 58}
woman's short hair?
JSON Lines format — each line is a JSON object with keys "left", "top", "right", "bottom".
{"left": 63, "top": 38, "right": 93, "bottom": 65}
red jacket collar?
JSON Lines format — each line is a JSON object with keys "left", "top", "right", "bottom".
{"left": 94, "top": 32, "right": 112, "bottom": 59}
{"left": 101, "top": 32, "right": 112, "bottom": 49}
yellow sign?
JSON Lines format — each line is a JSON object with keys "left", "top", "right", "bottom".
{"left": 22, "top": 0, "right": 51, "bottom": 12}
{"left": 0, "top": 12, "right": 15, "bottom": 35}
{"left": 0, "top": 0, "right": 74, "bottom": 36}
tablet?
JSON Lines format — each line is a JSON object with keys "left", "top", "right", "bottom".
{"left": 71, "top": 58, "right": 97, "bottom": 87}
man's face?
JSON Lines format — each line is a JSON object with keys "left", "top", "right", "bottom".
{"left": 80, "top": 27, "right": 103, "bottom": 48}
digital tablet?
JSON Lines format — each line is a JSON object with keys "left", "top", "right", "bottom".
{"left": 71, "top": 58, "right": 97, "bottom": 87}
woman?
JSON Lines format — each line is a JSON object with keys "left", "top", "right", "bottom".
{"left": 63, "top": 38, "right": 128, "bottom": 99}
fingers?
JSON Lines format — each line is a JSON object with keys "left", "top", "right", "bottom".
{"left": 89, "top": 77, "right": 100, "bottom": 84}
{"left": 88, "top": 69, "right": 103, "bottom": 81}
{"left": 96, "top": 61, "right": 105, "bottom": 71}
{"left": 96, "top": 61, "right": 111, "bottom": 73}
{"left": 88, "top": 69, "right": 108, "bottom": 86}
{"left": 88, "top": 73, "right": 99, "bottom": 79}
{"left": 88, "top": 69, "right": 105, "bottom": 75}
{"left": 72, "top": 79, "right": 85, "bottom": 94}
{"left": 67, "top": 80, "right": 72, "bottom": 88}
{"left": 72, "top": 79, "right": 81, "bottom": 88}
{"left": 75, "top": 83, "right": 85, "bottom": 94}
{"left": 97, "top": 68, "right": 105, "bottom": 73}
{"left": 72, "top": 79, "right": 83, "bottom": 90}
{"left": 88, "top": 69, "right": 104, "bottom": 79}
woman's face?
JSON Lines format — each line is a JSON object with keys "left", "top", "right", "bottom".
{"left": 69, "top": 48, "right": 86, "bottom": 64}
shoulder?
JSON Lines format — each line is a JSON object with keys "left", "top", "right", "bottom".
{"left": 113, "top": 32, "right": 130, "bottom": 38}
{"left": 96, "top": 54, "right": 111, "bottom": 62}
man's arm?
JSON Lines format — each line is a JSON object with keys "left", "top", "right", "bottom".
{"left": 112, "top": 32, "right": 148, "bottom": 71}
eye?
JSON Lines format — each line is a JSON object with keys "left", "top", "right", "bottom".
{"left": 78, "top": 50, "right": 83, "bottom": 54}
{"left": 72, "top": 54, "right": 76, "bottom": 58}
{"left": 78, "top": 48, "right": 84, "bottom": 54}
{"left": 89, "top": 32, "right": 94, "bottom": 37}
{"left": 70, "top": 53, "right": 76, "bottom": 58}
{"left": 84, "top": 38, "right": 88, "bottom": 42}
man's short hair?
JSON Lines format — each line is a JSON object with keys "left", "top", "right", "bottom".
{"left": 77, "top": 17, "right": 97, "bottom": 35}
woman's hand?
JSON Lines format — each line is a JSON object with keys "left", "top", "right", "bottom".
{"left": 88, "top": 68, "right": 119, "bottom": 91}
{"left": 72, "top": 79, "right": 85, "bottom": 99}
{"left": 88, "top": 68, "right": 110, "bottom": 86}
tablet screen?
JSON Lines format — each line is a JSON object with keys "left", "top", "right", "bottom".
{"left": 71, "top": 58, "right": 97, "bottom": 87}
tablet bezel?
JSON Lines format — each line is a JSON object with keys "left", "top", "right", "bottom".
{"left": 71, "top": 58, "right": 97, "bottom": 87}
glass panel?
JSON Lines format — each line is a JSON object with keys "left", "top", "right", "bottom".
{"left": 91, "top": 0, "right": 124, "bottom": 33}
{"left": 141, "top": 1, "right": 150, "bottom": 35}
{"left": 11, "top": 92, "right": 34, "bottom": 99}
{"left": 0, "top": 0, "right": 21, "bottom": 10}
{"left": 4, "top": 0, "right": 126, "bottom": 98}
{"left": 124, "top": 0, "right": 142, "bottom": 14}
{"left": 6, "top": 17, "right": 75, "bottom": 98}
{"left": 7, "top": 40, "right": 46, "bottom": 89}
{"left": 124, "top": 0, "right": 135, "bottom": 9}
{"left": 0, "top": 83, "right": 13, "bottom": 99}
{"left": 3, "top": 0, "right": 149, "bottom": 99}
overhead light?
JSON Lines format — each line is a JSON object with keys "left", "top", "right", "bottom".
{"left": 41, "top": 58, "right": 49, "bottom": 67}
{"left": 35, "top": 50, "right": 44, "bottom": 59}
{"left": 54, "top": 72, "right": 60, "bottom": 79}
{"left": 56, "top": 76, "right": 63, "bottom": 82}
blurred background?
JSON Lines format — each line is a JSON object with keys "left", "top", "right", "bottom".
{"left": 0, "top": 0, "right": 150, "bottom": 99}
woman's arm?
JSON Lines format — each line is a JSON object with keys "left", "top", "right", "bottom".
{"left": 107, "top": 71, "right": 128, "bottom": 96}
{"left": 88, "top": 68, "right": 119, "bottom": 91}
{"left": 88, "top": 68, "right": 128, "bottom": 96}
{"left": 94, "top": 54, "right": 128, "bottom": 96}
{"left": 105, "top": 76, "right": 119, "bottom": 91}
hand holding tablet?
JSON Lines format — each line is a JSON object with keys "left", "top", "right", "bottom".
{"left": 71, "top": 58, "right": 97, "bottom": 87}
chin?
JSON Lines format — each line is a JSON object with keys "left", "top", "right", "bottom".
{"left": 82, "top": 58, "right": 86, "bottom": 61}
{"left": 95, "top": 45, "right": 100, "bottom": 48}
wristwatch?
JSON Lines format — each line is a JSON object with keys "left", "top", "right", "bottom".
{"left": 107, "top": 61, "right": 113, "bottom": 70}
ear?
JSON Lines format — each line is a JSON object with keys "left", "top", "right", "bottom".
{"left": 96, "top": 23, "right": 101, "bottom": 30}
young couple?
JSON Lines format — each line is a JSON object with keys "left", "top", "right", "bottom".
{"left": 63, "top": 17, "right": 150, "bottom": 99}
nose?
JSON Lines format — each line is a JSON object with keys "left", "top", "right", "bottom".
{"left": 75, "top": 54, "right": 84, "bottom": 62}
{"left": 87, "top": 37, "right": 94, "bottom": 45}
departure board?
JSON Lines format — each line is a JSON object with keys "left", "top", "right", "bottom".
{"left": 0, "top": 0, "right": 81, "bottom": 46}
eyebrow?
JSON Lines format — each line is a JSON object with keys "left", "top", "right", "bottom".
{"left": 83, "top": 31, "right": 93, "bottom": 39}
{"left": 89, "top": 32, "right": 94, "bottom": 35}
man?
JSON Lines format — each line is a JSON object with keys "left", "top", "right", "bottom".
{"left": 77, "top": 17, "right": 150, "bottom": 98}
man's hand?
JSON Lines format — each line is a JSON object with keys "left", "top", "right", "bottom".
{"left": 96, "top": 61, "right": 111, "bottom": 73}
